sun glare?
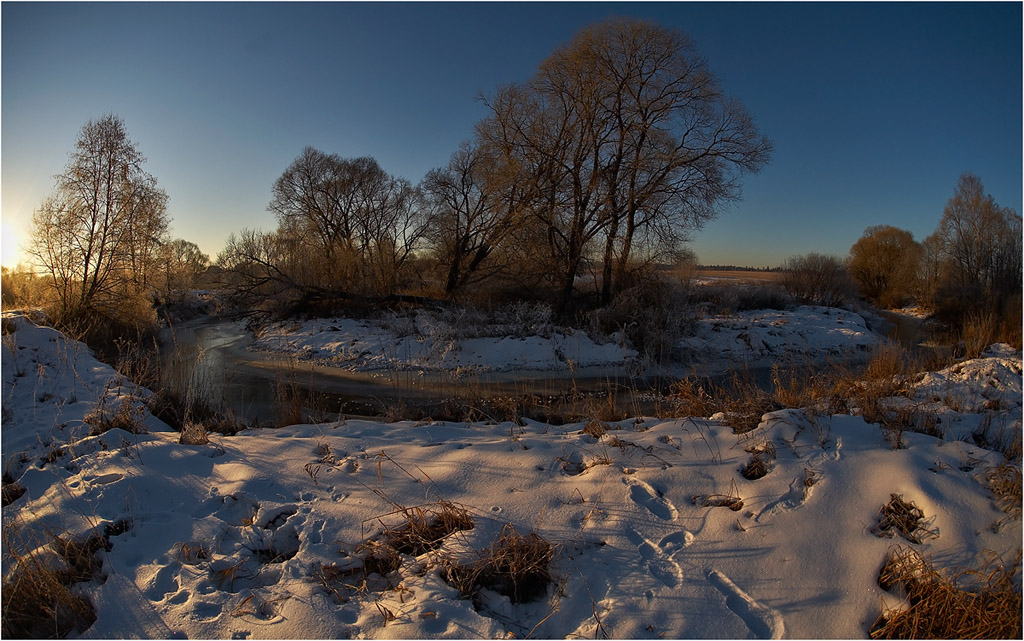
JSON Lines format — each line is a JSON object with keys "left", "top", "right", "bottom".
{"left": 1, "top": 220, "right": 25, "bottom": 269}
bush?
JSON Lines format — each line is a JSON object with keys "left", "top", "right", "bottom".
{"left": 780, "top": 253, "right": 853, "bottom": 308}
{"left": 591, "top": 279, "right": 695, "bottom": 362}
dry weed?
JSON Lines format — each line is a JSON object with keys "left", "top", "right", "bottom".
{"left": 871, "top": 494, "right": 938, "bottom": 544}
{"left": 1, "top": 526, "right": 112, "bottom": 638}
{"left": 442, "top": 523, "right": 556, "bottom": 604}
{"left": 378, "top": 501, "right": 475, "bottom": 556}
{"left": 740, "top": 437, "right": 776, "bottom": 480}
{"left": 872, "top": 545, "right": 1022, "bottom": 639}
{"left": 983, "top": 462, "right": 1022, "bottom": 531}
{"left": 178, "top": 422, "right": 210, "bottom": 445}
{"left": 84, "top": 398, "right": 147, "bottom": 436}
{"left": 692, "top": 479, "right": 745, "bottom": 511}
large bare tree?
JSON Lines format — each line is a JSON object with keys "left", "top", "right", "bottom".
{"left": 268, "top": 148, "right": 425, "bottom": 296}
{"left": 476, "top": 18, "right": 772, "bottom": 307}
{"left": 30, "top": 115, "right": 169, "bottom": 318}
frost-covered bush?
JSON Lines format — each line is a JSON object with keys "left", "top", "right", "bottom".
{"left": 591, "top": 280, "right": 695, "bottom": 362}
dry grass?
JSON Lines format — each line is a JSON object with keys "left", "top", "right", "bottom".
{"left": 378, "top": 501, "right": 475, "bottom": 556}
{"left": 740, "top": 437, "right": 776, "bottom": 480}
{"left": 871, "top": 494, "right": 938, "bottom": 544}
{"left": 442, "top": 523, "right": 556, "bottom": 604}
{"left": 983, "top": 462, "right": 1022, "bottom": 531}
{"left": 178, "top": 422, "right": 211, "bottom": 445}
{"left": 1, "top": 526, "right": 110, "bottom": 639}
{"left": 84, "top": 398, "right": 148, "bottom": 436}
{"left": 692, "top": 479, "right": 745, "bottom": 511}
{"left": 872, "top": 545, "right": 1022, "bottom": 639}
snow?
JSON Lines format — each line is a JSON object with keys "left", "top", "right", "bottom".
{"left": 677, "top": 306, "right": 877, "bottom": 368}
{"left": 252, "top": 313, "right": 636, "bottom": 374}
{"left": 249, "top": 305, "right": 878, "bottom": 376}
{"left": 2, "top": 310, "right": 1021, "bottom": 639}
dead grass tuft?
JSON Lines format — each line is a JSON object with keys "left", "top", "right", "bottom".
{"left": 84, "top": 398, "right": 147, "bottom": 436}
{"left": 379, "top": 501, "right": 475, "bottom": 556}
{"left": 443, "top": 523, "right": 556, "bottom": 604}
{"left": 1, "top": 527, "right": 112, "bottom": 638}
{"left": 178, "top": 422, "right": 210, "bottom": 445}
{"left": 983, "top": 462, "right": 1022, "bottom": 531}
{"left": 692, "top": 479, "right": 745, "bottom": 511}
{"left": 872, "top": 545, "right": 1022, "bottom": 639}
{"left": 871, "top": 494, "right": 938, "bottom": 544}
{"left": 740, "top": 438, "right": 776, "bottom": 480}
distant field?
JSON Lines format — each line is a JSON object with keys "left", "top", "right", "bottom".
{"left": 694, "top": 269, "right": 782, "bottom": 282}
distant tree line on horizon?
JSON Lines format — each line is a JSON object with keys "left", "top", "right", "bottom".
{"left": 8, "top": 17, "right": 1021, "bottom": 354}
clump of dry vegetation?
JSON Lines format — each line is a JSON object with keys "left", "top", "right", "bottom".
{"left": 692, "top": 479, "right": 745, "bottom": 511}
{"left": 84, "top": 398, "right": 148, "bottom": 436}
{"left": 983, "top": 462, "right": 1022, "bottom": 531}
{"left": 442, "top": 523, "right": 557, "bottom": 605}
{"left": 378, "top": 501, "right": 475, "bottom": 556}
{"left": 872, "top": 545, "right": 1022, "bottom": 639}
{"left": 871, "top": 494, "right": 938, "bottom": 544}
{"left": 1, "top": 525, "right": 117, "bottom": 639}
{"left": 740, "top": 437, "right": 776, "bottom": 480}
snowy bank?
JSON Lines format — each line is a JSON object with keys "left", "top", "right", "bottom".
{"left": 677, "top": 305, "right": 878, "bottom": 367}
{"left": 251, "top": 309, "right": 637, "bottom": 374}
{"left": 250, "top": 305, "right": 880, "bottom": 375}
{"left": 2, "top": 313, "right": 1020, "bottom": 639}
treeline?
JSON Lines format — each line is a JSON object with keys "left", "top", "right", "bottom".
{"left": 779, "top": 173, "right": 1021, "bottom": 346}
{"left": 848, "top": 173, "right": 1021, "bottom": 342}
{"left": 215, "top": 17, "right": 771, "bottom": 319}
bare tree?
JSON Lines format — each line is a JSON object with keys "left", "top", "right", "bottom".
{"left": 848, "top": 225, "right": 922, "bottom": 307}
{"left": 927, "top": 173, "right": 1022, "bottom": 332}
{"left": 268, "top": 148, "right": 425, "bottom": 296}
{"left": 157, "top": 238, "right": 209, "bottom": 303}
{"left": 476, "top": 18, "right": 772, "bottom": 308}
{"left": 420, "top": 141, "right": 523, "bottom": 296}
{"left": 29, "top": 115, "right": 169, "bottom": 319}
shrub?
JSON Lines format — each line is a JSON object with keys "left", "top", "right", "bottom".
{"left": 591, "top": 279, "right": 695, "bottom": 362}
{"left": 780, "top": 253, "right": 853, "bottom": 308}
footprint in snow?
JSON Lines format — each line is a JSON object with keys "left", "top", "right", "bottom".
{"left": 625, "top": 527, "right": 685, "bottom": 588}
{"left": 707, "top": 569, "right": 785, "bottom": 639}
{"left": 623, "top": 477, "right": 678, "bottom": 521}
{"left": 142, "top": 563, "right": 180, "bottom": 602}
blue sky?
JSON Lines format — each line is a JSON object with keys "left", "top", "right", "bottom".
{"left": 3, "top": 2, "right": 1021, "bottom": 269}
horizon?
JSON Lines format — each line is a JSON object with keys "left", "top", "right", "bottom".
{"left": 3, "top": 2, "right": 1021, "bottom": 271}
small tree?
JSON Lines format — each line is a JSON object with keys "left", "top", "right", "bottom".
{"left": 926, "top": 173, "right": 1022, "bottom": 344}
{"left": 780, "top": 253, "right": 852, "bottom": 308}
{"left": 848, "top": 225, "right": 922, "bottom": 308}
{"left": 156, "top": 239, "right": 209, "bottom": 304}
{"left": 29, "top": 115, "right": 169, "bottom": 322}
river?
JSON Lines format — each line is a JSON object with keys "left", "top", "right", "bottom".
{"left": 158, "top": 311, "right": 913, "bottom": 427}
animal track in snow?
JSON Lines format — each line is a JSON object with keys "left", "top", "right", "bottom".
{"left": 625, "top": 527, "right": 684, "bottom": 588}
{"left": 624, "top": 478, "right": 678, "bottom": 521}
{"left": 707, "top": 569, "right": 784, "bottom": 639}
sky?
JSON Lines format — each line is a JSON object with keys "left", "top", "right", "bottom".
{"left": 2, "top": 1, "right": 1021, "bottom": 270}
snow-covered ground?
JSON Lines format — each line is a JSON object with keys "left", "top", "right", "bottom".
{"left": 2, "top": 311, "right": 1021, "bottom": 639}
{"left": 677, "top": 306, "right": 877, "bottom": 366}
{"left": 250, "top": 305, "right": 877, "bottom": 375}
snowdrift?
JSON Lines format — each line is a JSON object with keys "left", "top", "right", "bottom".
{"left": 2, "top": 311, "right": 1020, "bottom": 639}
